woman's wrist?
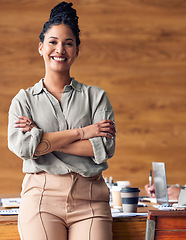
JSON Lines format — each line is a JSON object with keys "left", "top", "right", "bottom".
{"left": 78, "top": 128, "right": 84, "bottom": 140}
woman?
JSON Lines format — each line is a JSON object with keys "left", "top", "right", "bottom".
{"left": 8, "top": 2, "right": 116, "bottom": 240}
{"left": 145, "top": 183, "right": 185, "bottom": 200}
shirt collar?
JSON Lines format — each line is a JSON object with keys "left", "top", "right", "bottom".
{"left": 70, "top": 78, "right": 82, "bottom": 92}
{"left": 33, "top": 78, "right": 82, "bottom": 95}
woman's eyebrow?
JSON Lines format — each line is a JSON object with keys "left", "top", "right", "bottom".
{"left": 48, "top": 36, "right": 74, "bottom": 41}
{"left": 48, "top": 36, "right": 58, "bottom": 39}
{"left": 65, "top": 38, "right": 74, "bottom": 41}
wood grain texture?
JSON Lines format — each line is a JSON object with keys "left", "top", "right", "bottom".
{"left": 1, "top": 0, "right": 186, "bottom": 194}
{"left": 0, "top": 215, "right": 147, "bottom": 240}
{"left": 0, "top": 225, "right": 19, "bottom": 240}
{"left": 155, "top": 231, "right": 186, "bottom": 240}
{"left": 156, "top": 216, "right": 186, "bottom": 230}
{"left": 113, "top": 216, "right": 147, "bottom": 240}
{"left": 148, "top": 210, "right": 186, "bottom": 240}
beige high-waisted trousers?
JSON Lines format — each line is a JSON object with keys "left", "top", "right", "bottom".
{"left": 18, "top": 172, "right": 112, "bottom": 240}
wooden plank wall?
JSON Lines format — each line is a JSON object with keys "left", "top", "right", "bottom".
{"left": 1, "top": 0, "right": 186, "bottom": 194}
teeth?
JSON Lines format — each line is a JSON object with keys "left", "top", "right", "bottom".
{"left": 53, "top": 57, "right": 66, "bottom": 61}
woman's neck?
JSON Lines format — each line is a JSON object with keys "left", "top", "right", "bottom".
{"left": 43, "top": 71, "right": 71, "bottom": 92}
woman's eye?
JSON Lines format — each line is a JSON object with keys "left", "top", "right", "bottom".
{"left": 49, "top": 41, "right": 57, "bottom": 45}
{"left": 65, "top": 42, "right": 73, "bottom": 46}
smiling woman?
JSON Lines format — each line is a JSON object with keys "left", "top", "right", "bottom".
{"left": 8, "top": 2, "right": 116, "bottom": 240}
{"left": 38, "top": 24, "right": 79, "bottom": 79}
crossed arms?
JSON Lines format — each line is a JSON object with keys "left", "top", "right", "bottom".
{"left": 14, "top": 116, "right": 116, "bottom": 158}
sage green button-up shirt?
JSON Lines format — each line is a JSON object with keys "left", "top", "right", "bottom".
{"left": 8, "top": 78, "right": 115, "bottom": 177}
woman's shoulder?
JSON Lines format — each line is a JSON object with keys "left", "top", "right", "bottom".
{"left": 12, "top": 80, "right": 43, "bottom": 101}
{"left": 78, "top": 81, "right": 106, "bottom": 95}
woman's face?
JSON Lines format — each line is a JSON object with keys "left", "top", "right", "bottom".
{"left": 39, "top": 24, "right": 79, "bottom": 74}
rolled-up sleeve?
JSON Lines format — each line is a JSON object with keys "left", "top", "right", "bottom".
{"left": 8, "top": 95, "right": 43, "bottom": 160}
{"left": 89, "top": 91, "right": 116, "bottom": 164}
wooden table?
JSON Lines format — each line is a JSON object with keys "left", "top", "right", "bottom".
{"left": 0, "top": 214, "right": 19, "bottom": 240}
{"left": 0, "top": 215, "right": 148, "bottom": 240}
{"left": 0, "top": 204, "right": 153, "bottom": 240}
{"left": 113, "top": 216, "right": 147, "bottom": 240}
{"left": 2, "top": 200, "right": 185, "bottom": 240}
{"left": 146, "top": 210, "right": 186, "bottom": 239}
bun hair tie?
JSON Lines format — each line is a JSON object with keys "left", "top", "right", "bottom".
{"left": 39, "top": 1, "right": 80, "bottom": 46}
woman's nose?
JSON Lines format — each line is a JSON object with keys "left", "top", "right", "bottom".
{"left": 56, "top": 44, "right": 65, "bottom": 55}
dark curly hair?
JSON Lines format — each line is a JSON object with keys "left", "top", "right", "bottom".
{"left": 39, "top": 2, "right": 80, "bottom": 46}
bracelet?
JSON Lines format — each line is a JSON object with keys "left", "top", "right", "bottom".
{"left": 79, "top": 128, "right": 84, "bottom": 140}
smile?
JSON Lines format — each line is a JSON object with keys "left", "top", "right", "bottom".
{"left": 52, "top": 56, "right": 67, "bottom": 62}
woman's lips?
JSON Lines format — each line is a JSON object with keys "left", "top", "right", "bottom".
{"left": 51, "top": 56, "right": 67, "bottom": 62}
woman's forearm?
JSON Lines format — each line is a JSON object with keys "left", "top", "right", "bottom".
{"left": 34, "top": 129, "right": 82, "bottom": 156}
{"left": 58, "top": 140, "right": 94, "bottom": 157}
{"left": 14, "top": 116, "right": 115, "bottom": 157}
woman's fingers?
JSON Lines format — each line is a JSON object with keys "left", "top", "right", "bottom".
{"left": 99, "top": 127, "right": 115, "bottom": 137}
{"left": 14, "top": 116, "right": 37, "bottom": 132}
{"left": 15, "top": 123, "right": 29, "bottom": 128}
{"left": 145, "top": 184, "right": 156, "bottom": 197}
{"left": 97, "top": 120, "right": 116, "bottom": 136}
{"left": 101, "top": 132, "right": 114, "bottom": 139}
{"left": 15, "top": 116, "right": 31, "bottom": 124}
{"left": 81, "top": 120, "right": 115, "bottom": 140}
{"left": 100, "top": 122, "right": 115, "bottom": 129}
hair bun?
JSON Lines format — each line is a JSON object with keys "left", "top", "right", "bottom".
{"left": 49, "top": 2, "right": 75, "bottom": 20}
{"left": 39, "top": 1, "right": 80, "bottom": 46}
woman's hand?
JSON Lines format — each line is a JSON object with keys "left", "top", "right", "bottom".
{"left": 167, "top": 186, "right": 181, "bottom": 200}
{"left": 145, "top": 183, "right": 181, "bottom": 200}
{"left": 81, "top": 119, "right": 116, "bottom": 140}
{"left": 14, "top": 116, "right": 38, "bottom": 132}
{"left": 144, "top": 183, "right": 156, "bottom": 198}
